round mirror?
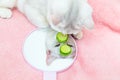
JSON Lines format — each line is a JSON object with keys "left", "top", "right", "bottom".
{"left": 23, "top": 29, "right": 77, "bottom": 80}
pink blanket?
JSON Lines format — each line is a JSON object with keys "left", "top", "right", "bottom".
{"left": 0, "top": 0, "right": 120, "bottom": 80}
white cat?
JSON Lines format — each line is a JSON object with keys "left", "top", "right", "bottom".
{"left": 0, "top": 0, "right": 94, "bottom": 65}
{"left": 0, "top": 0, "right": 94, "bottom": 39}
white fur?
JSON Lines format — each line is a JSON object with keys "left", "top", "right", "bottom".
{"left": 0, "top": 0, "right": 16, "bottom": 8}
{"left": 0, "top": 0, "right": 16, "bottom": 18}
{"left": 0, "top": 0, "right": 94, "bottom": 35}
{"left": 0, "top": 8, "right": 12, "bottom": 18}
{"left": 0, "top": 0, "right": 94, "bottom": 64}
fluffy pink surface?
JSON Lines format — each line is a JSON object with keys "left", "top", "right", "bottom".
{"left": 0, "top": 0, "right": 120, "bottom": 80}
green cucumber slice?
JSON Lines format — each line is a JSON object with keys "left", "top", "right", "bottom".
{"left": 60, "top": 44, "right": 72, "bottom": 57}
{"left": 56, "top": 32, "right": 68, "bottom": 43}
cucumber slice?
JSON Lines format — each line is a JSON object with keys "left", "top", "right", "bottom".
{"left": 56, "top": 32, "right": 68, "bottom": 43}
{"left": 60, "top": 44, "right": 72, "bottom": 57}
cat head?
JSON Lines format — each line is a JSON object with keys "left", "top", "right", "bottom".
{"left": 47, "top": 0, "right": 94, "bottom": 34}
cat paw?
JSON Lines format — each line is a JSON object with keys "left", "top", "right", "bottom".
{"left": 0, "top": 8, "right": 12, "bottom": 19}
{"left": 72, "top": 31, "right": 83, "bottom": 40}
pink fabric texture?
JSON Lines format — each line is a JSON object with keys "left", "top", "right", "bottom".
{"left": 0, "top": 0, "right": 120, "bottom": 80}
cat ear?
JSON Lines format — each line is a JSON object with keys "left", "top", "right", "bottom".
{"left": 78, "top": 2, "right": 94, "bottom": 29}
{"left": 83, "top": 16, "right": 94, "bottom": 30}
{"left": 47, "top": 8, "right": 64, "bottom": 27}
{"left": 50, "top": 14, "right": 62, "bottom": 26}
{"left": 46, "top": 50, "right": 57, "bottom": 65}
{"left": 47, "top": 0, "right": 70, "bottom": 26}
{"left": 74, "top": 18, "right": 94, "bottom": 30}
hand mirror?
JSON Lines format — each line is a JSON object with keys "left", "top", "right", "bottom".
{"left": 23, "top": 28, "right": 77, "bottom": 80}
